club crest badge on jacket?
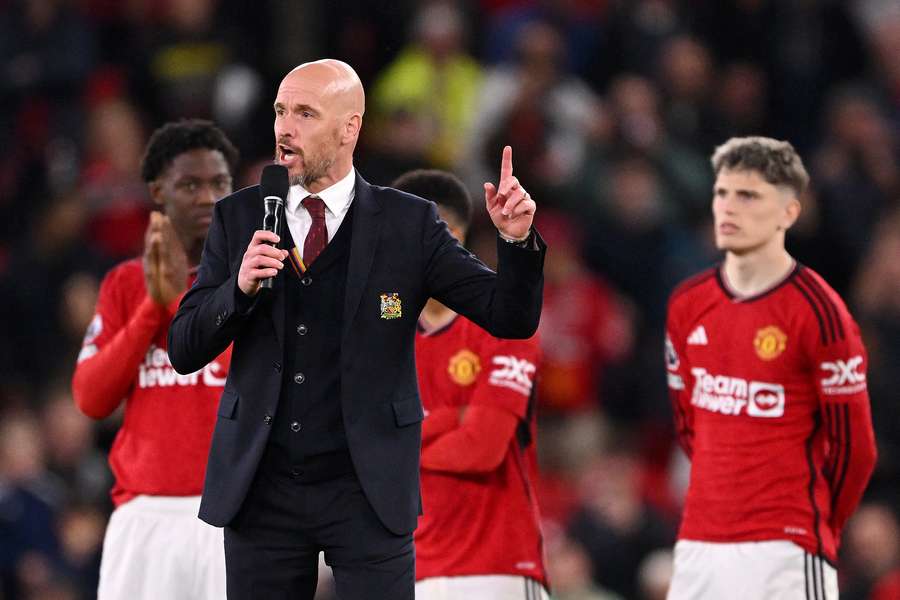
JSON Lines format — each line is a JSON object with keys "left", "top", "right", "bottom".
{"left": 380, "top": 293, "right": 402, "bottom": 319}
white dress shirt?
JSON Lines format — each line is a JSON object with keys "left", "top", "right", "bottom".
{"left": 284, "top": 168, "right": 356, "bottom": 259}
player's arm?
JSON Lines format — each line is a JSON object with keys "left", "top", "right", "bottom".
{"left": 421, "top": 406, "right": 462, "bottom": 445}
{"left": 421, "top": 405, "right": 520, "bottom": 473}
{"left": 72, "top": 268, "right": 167, "bottom": 420}
{"left": 421, "top": 338, "right": 538, "bottom": 474}
{"left": 813, "top": 305, "right": 877, "bottom": 541}
{"left": 665, "top": 304, "right": 694, "bottom": 458}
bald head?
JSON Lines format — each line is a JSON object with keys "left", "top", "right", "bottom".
{"left": 273, "top": 59, "right": 365, "bottom": 191}
{"left": 281, "top": 59, "right": 365, "bottom": 117}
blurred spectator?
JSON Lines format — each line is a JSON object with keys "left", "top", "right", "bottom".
{"left": 783, "top": 186, "right": 835, "bottom": 281}
{"left": 692, "top": 0, "right": 867, "bottom": 149}
{"left": 583, "top": 152, "right": 707, "bottom": 327}
{"left": 590, "top": 0, "right": 684, "bottom": 90}
{"left": 839, "top": 503, "right": 900, "bottom": 600}
{"left": 480, "top": 0, "right": 608, "bottom": 76}
{"left": 132, "top": 0, "right": 247, "bottom": 121}
{"left": 0, "top": 0, "right": 96, "bottom": 144}
{"left": 356, "top": 107, "right": 432, "bottom": 187}
{"left": 55, "top": 504, "right": 104, "bottom": 596}
{"left": 0, "top": 194, "right": 103, "bottom": 402}
{"left": 709, "top": 62, "right": 771, "bottom": 143}
{"left": 546, "top": 528, "right": 624, "bottom": 600}
{"left": 59, "top": 272, "right": 101, "bottom": 350}
{"left": 578, "top": 152, "right": 714, "bottom": 427}
{"left": 0, "top": 0, "right": 97, "bottom": 252}
{"left": 656, "top": 35, "right": 715, "bottom": 153}
{"left": 567, "top": 449, "right": 675, "bottom": 600}
{"left": 80, "top": 97, "right": 150, "bottom": 263}
{"left": 813, "top": 86, "right": 899, "bottom": 293}
{"left": 852, "top": 208, "right": 900, "bottom": 487}
{"left": 535, "top": 412, "right": 609, "bottom": 527}
{"left": 0, "top": 412, "right": 64, "bottom": 599}
{"left": 462, "top": 20, "right": 600, "bottom": 204}
{"left": 369, "top": 1, "right": 483, "bottom": 169}
{"left": 40, "top": 388, "right": 112, "bottom": 508}
{"left": 636, "top": 549, "right": 672, "bottom": 600}
{"left": 535, "top": 209, "right": 633, "bottom": 415}
{"left": 866, "top": 16, "right": 900, "bottom": 127}
{"left": 605, "top": 74, "right": 710, "bottom": 221}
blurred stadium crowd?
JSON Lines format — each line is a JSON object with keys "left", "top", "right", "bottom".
{"left": 1, "top": 0, "right": 899, "bottom": 599}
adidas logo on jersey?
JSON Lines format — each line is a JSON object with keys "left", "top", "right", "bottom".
{"left": 687, "top": 325, "right": 708, "bottom": 345}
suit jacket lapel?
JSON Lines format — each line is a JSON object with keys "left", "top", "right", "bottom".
{"left": 343, "top": 172, "right": 382, "bottom": 345}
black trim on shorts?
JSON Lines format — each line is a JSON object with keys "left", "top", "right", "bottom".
{"left": 805, "top": 552, "right": 831, "bottom": 600}
{"left": 523, "top": 577, "right": 535, "bottom": 600}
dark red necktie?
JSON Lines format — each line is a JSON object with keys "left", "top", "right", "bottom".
{"left": 302, "top": 195, "right": 328, "bottom": 266}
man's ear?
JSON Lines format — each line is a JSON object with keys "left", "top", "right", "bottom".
{"left": 783, "top": 197, "right": 801, "bottom": 231}
{"left": 343, "top": 114, "right": 362, "bottom": 145}
{"left": 148, "top": 180, "right": 165, "bottom": 208}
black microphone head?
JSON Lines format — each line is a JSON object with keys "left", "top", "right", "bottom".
{"left": 260, "top": 164, "right": 289, "bottom": 201}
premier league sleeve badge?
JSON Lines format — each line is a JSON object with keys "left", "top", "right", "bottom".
{"left": 380, "top": 293, "right": 402, "bottom": 319}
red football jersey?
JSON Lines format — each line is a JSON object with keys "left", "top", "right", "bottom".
{"left": 666, "top": 264, "right": 876, "bottom": 562}
{"left": 73, "top": 258, "right": 231, "bottom": 506}
{"left": 414, "top": 316, "right": 547, "bottom": 586}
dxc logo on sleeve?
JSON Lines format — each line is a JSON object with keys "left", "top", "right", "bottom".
{"left": 819, "top": 355, "right": 866, "bottom": 395}
{"left": 489, "top": 355, "right": 536, "bottom": 396}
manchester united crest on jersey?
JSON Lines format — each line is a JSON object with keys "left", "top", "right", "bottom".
{"left": 380, "top": 293, "right": 402, "bottom": 319}
{"left": 754, "top": 325, "right": 787, "bottom": 360}
{"left": 447, "top": 349, "right": 481, "bottom": 385}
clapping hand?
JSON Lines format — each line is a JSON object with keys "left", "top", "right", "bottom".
{"left": 143, "top": 211, "right": 189, "bottom": 307}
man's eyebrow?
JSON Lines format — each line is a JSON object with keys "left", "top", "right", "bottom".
{"left": 273, "top": 101, "right": 320, "bottom": 115}
{"left": 713, "top": 185, "right": 761, "bottom": 197}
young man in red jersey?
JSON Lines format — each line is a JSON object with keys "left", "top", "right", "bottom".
{"left": 665, "top": 137, "right": 877, "bottom": 600}
{"left": 392, "top": 170, "right": 549, "bottom": 600}
{"left": 72, "top": 120, "right": 238, "bottom": 599}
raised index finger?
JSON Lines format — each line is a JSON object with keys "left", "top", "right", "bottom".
{"left": 500, "top": 145, "right": 513, "bottom": 181}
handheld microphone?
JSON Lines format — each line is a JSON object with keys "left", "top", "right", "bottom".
{"left": 259, "top": 164, "right": 289, "bottom": 290}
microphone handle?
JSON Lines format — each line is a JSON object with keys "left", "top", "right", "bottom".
{"left": 260, "top": 197, "right": 284, "bottom": 290}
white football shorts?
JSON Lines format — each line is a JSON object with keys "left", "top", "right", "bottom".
{"left": 97, "top": 495, "right": 225, "bottom": 600}
{"left": 667, "top": 539, "right": 838, "bottom": 600}
{"left": 416, "top": 574, "right": 549, "bottom": 600}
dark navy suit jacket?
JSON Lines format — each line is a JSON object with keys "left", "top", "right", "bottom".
{"left": 168, "top": 171, "right": 545, "bottom": 535}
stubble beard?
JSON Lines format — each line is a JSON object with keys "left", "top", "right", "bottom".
{"left": 283, "top": 130, "right": 341, "bottom": 189}
{"left": 290, "top": 152, "right": 335, "bottom": 188}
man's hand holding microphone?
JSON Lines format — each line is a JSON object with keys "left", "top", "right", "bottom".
{"left": 238, "top": 165, "right": 290, "bottom": 297}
